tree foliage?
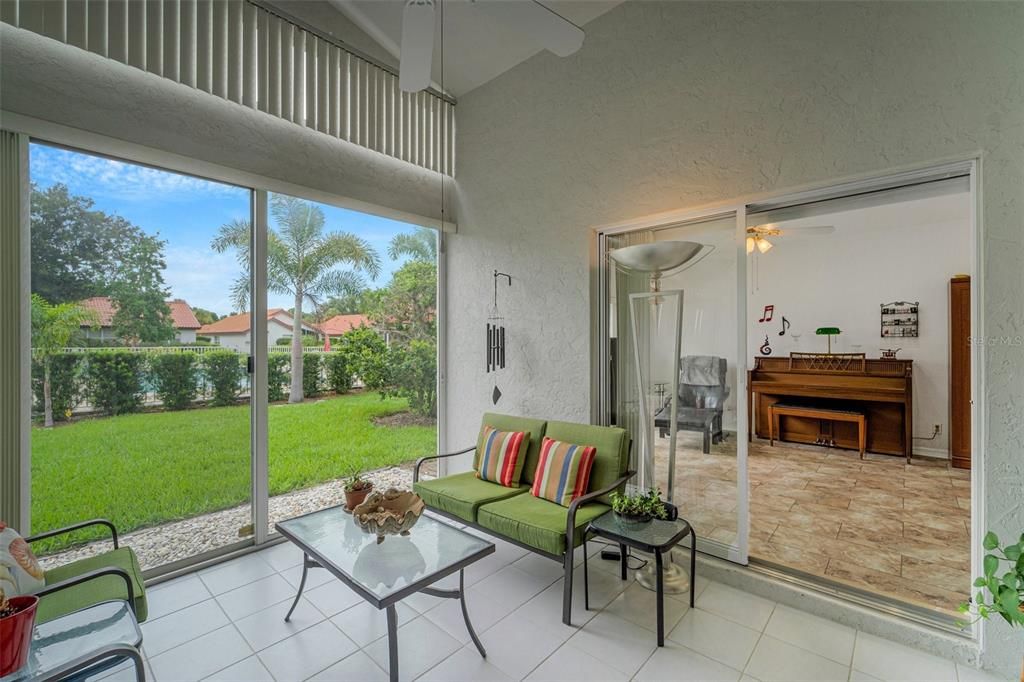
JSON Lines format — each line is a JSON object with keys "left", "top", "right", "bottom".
{"left": 387, "top": 228, "right": 437, "bottom": 263}
{"left": 192, "top": 308, "right": 221, "bottom": 326}
{"left": 31, "top": 294, "right": 98, "bottom": 426}
{"left": 203, "top": 351, "right": 245, "bottom": 407}
{"left": 150, "top": 352, "right": 200, "bottom": 410}
{"left": 368, "top": 260, "right": 436, "bottom": 344}
{"left": 386, "top": 340, "right": 437, "bottom": 416}
{"left": 83, "top": 351, "right": 146, "bottom": 416}
{"left": 213, "top": 195, "right": 381, "bottom": 402}
{"left": 31, "top": 354, "right": 82, "bottom": 423}
{"left": 109, "top": 233, "right": 175, "bottom": 345}
{"left": 30, "top": 183, "right": 168, "bottom": 307}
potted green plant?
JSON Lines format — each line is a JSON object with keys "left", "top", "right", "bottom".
{"left": 343, "top": 461, "right": 374, "bottom": 511}
{"left": 0, "top": 586, "right": 39, "bottom": 677}
{"left": 610, "top": 488, "right": 669, "bottom": 527}
{"left": 959, "top": 531, "right": 1024, "bottom": 682}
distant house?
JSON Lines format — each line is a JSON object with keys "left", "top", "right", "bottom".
{"left": 80, "top": 296, "right": 202, "bottom": 344}
{"left": 198, "top": 308, "right": 318, "bottom": 352}
{"left": 318, "top": 314, "right": 370, "bottom": 338}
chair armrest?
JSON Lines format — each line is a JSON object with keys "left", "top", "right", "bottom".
{"left": 36, "top": 567, "right": 136, "bottom": 616}
{"left": 565, "top": 471, "right": 635, "bottom": 552}
{"left": 26, "top": 519, "right": 119, "bottom": 550}
{"left": 413, "top": 446, "right": 475, "bottom": 483}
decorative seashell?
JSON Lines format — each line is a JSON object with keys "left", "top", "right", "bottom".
{"left": 352, "top": 489, "right": 425, "bottom": 543}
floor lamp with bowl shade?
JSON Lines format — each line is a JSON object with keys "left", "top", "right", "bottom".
{"left": 608, "top": 240, "right": 712, "bottom": 594}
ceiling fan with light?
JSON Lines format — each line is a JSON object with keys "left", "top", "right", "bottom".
{"left": 745, "top": 224, "right": 835, "bottom": 253}
{"left": 399, "top": 0, "right": 586, "bottom": 92}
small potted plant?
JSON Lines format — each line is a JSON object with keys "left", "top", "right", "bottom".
{"left": 0, "top": 585, "right": 39, "bottom": 677}
{"left": 343, "top": 461, "right": 374, "bottom": 511}
{"left": 610, "top": 488, "right": 669, "bottom": 527}
{"left": 959, "top": 530, "right": 1024, "bottom": 682}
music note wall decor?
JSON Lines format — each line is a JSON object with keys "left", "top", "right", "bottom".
{"left": 760, "top": 335, "right": 772, "bottom": 355}
{"left": 778, "top": 316, "right": 790, "bottom": 336}
{"left": 758, "top": 305, "right": 774, "bottom": 323}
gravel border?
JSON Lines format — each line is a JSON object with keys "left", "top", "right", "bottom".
{"left": 39, "top": 466, "right": 419, "bottom": 572}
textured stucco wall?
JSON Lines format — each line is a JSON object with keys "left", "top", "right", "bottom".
{"left": 449, "top": 2, "right": 1023, "bottom": 674}
{"left": 0, "top": 25, "right": 448, "bottom": 224}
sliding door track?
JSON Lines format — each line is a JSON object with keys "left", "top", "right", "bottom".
{"left": 747, "top": 557, "right": 971, "bottom": 638}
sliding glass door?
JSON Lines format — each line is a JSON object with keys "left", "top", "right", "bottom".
{"left": 600, "top": 209, "right": 748, "bottom": 563}
{"left": 28, "top": 141, "right": 253, "bottom": 572}
{"left": 259, "top": 192, "right": 440, "bottom": 535}
{"left": 24, "top": 137, "right": 446, "bottom": 577}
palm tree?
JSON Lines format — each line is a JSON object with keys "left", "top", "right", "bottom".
{"left": 387, "top": 228, "right": 437, "bottom": 262}
{"left": 213, "top": 195, "right": 381, "bottom": 403}
{"left": 31, "top": 294, "right": 97, "bottom": 427}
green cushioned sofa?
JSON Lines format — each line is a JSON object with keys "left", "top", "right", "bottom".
{"left": 414, "top": 412, "right": 632, "bottom": 625}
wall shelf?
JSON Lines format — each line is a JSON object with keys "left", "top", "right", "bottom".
{"left": 880, "top": 301, "right": 919, "bottom": 338}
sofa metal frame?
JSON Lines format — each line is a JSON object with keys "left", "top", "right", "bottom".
{"left": 26, "top": 518, "right": 137, "bottom": 617}
{"left": 414, "top": 447, "right": 634, "bottom": 626}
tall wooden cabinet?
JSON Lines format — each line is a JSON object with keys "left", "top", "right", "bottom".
{"left": 950, "top": 276, "right": 971, "bottom": 470}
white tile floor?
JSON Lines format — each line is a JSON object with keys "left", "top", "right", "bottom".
{"left": 104, "top": 515, "right": 1011, "bottom": 682}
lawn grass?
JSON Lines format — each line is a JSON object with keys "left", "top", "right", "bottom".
{"left": 30, "top": 392, "right": 436, "bottom": 553}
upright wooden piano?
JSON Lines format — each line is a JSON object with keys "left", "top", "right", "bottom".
{"left": 747, "top": 354, "right": 913, "bottom": 460}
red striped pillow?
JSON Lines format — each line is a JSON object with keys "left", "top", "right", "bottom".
{"left": 476, "top": 426, "right": 529, "bottom": 487}
{"left": 530, "top": 437, "right": 597, "bottom": 507}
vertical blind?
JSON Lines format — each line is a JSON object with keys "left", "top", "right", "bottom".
{"left": 0, "top": 130, "right": 28, "bottom": 530}
{"left": 0, "top": 0, "right": 455, "bottom": 176}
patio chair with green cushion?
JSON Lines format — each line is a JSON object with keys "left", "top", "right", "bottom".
{"left": 414, "top": 413, "right": 632, "bottom": 626}
{"left": 27, "top": 519, "right": 147, "bottom": 625}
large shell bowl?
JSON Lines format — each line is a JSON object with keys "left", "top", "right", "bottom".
{"left": 352, "top": 488, "right": 425, "bottom": 544}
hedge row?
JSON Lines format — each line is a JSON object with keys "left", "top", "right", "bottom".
{"left": 31, "top": 350, "right": 354, "bottom": 420}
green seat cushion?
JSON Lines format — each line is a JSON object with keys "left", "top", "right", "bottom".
{"left": 37, "top": 547, "right": 148, "bottom": 624}
{"left": 477, "top": 413, "right": 548, "bottom": 485}
{"left": 544, "top": 421, "right": 629, "bottom": 504}
{"left": 477, "top": 494, "right": 609, "bottom": 556}
{"left": 415, "top": 471, "right": 528, "bottom": 523}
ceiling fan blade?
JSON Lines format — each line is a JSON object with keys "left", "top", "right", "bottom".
{"left": 472, "top": 0, "right": 584, "bottom": 57}
{"left": 776, "top": 225, "right": 836, "bottom": 236}
{"left": 400, "top": 0, "right": 435, "bottom": 93}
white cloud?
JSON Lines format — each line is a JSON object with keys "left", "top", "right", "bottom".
{"left": 30, "top": 145, "right": 245, "bottom": 202}
{"left": 163, "top": 246, "right": 244, "bottom": 316}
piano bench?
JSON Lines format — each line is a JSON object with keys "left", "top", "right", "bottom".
{"left": 768, "top": 403, "right": 867, "bottom": 458}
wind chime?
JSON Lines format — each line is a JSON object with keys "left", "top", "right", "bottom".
{"left": 487, "top": 270, "right": 512, "bottom": 404}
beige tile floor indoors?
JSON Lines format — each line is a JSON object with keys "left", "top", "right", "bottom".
{"left": 656, "top": 433, "right": 971, "bottom": 617}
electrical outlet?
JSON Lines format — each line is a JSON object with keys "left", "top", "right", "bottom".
{"left": 934, "top": 424, "right": 942, "bottom": 435}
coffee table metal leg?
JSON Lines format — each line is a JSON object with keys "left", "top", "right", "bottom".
{"left": 460, "top": 569, "right": 487, "bottom": 658}
{"left": 655, "top": 549, "right": 665, "bottom": 647}
{"left": 619, "top": 543, "right": 627, "bottom": 580}
{"left": 386, "top": 604, "right": 399, "bottom": 682}
{"left": 284, "top": 552, "right": 310, "bottom": 622}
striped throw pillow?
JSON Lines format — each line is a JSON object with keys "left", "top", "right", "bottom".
{"left": 476, "top": 426, "right": 529, "bottom": 487}
{"left": 530, "top": 437, "right": 597, "bottom": 507}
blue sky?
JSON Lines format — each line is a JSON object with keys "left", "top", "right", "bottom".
{"left": 30, "top": 143, "right": 420, "bottom": 316}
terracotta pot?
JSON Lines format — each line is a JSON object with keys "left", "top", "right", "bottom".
{"left": 0, "top": 595, "right": 39, "bottom": 677}
{"left": 344, "top": 482, "right": 374, "bottom": 511}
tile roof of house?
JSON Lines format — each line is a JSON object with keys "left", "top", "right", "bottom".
{"left": 80, "top": 296, "right": 202, "bottom": 329}
{"left": 319, "top": 314, "right": 371, "bottom": 336}
{"left": 198, "top": 308, "right": 286, "bottom": 335}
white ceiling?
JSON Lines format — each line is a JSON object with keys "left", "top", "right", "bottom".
{"left": 327, "top": 0, "right": 623, "bottom": 97}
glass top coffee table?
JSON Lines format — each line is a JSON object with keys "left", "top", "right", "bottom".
{"left": 275, "top": 505, "right": 495, "bottom": 682}
{"left": 0, "top": 600, "right": 144, "bottom": 682}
